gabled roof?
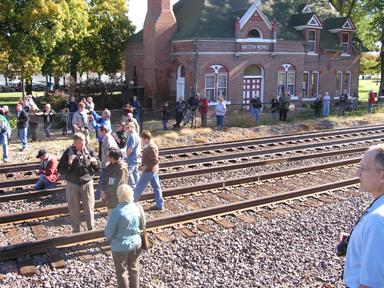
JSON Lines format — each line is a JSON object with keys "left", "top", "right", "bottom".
{"left": 323, "top": 17, "right": 349, "bottom": 30}
{"left": 128, "top": 0, "right": 355, "bottom": 44}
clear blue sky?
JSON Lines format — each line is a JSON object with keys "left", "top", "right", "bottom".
{"left": 128, "top": 0, "right": 180, "bottom": 31}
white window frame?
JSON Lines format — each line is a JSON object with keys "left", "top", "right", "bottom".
{"left": 344, "top": 71, "right": 351, "bottom": 96}
{"left": 336, "top": 71, "right": 343, "bottom": 97}
{"left": 303, "top": 71, "right": 310, "bottom": 98}
{"left": 310, "top": 72, "right": 319, "bottom": 98}
{"left": 341, "top": 32, "right": 349, "bottom": 54}
{"left": 308, "top": 30, "right": 316, "bottom": 53}
{"left": 217, "top": 74, "right": 228, "bottom": 100}
{"left": 277, "top": 70, "right": 296, "bottom": 96}
{"left": 205, "top": 74, "right": 215, "bottom": 102}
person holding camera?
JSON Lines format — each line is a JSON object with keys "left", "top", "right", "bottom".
{"left": 58, "top": 133, "right": 100, "bottom": 233}
{"left": 339, "top": 144, "right": 384, "bottom": 287}
{"left": 95, "top": 125, "right": 118, "bottom": 200}
{"left": 72, "top": 102, "right": 90, "bottom": 145}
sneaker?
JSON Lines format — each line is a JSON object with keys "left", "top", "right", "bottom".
{"left": 3, "top": 159, "right": 8, "bottom": 163}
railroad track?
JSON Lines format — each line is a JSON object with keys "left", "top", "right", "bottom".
{"left": 0, "top": 123, "right": 383, "bottom": 175}
{"left": 0, "top": 178, "right": 359, "bottom": 263}
{"left": 0, "top": 158, "right": 359, "bottom": 227}
{"left": 0, "top": 129, "right": 380, "bottom": 194}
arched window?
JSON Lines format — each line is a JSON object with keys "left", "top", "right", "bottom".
{"left": 244, "top": 65, "right": 263, "bottom": 76}
{"left": 248, "top": 29, "right": 262, "bottom": 38}
{"left": 177, "top": 65, "right": 185, "bottom": 79}
{"left": 205, "top": 65, "right": 228, "bottom": 102}
{"left": 176, "top": 64, "right": 185, "bottom": 99}
{"left": 277, "top": 64, "right": 296, "bottom": 96}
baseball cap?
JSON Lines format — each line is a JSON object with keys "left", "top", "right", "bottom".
{"left": 36, "top": 149, "right": 48, "bottom": 158}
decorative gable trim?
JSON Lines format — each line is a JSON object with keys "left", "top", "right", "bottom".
{"left": 240, "top": 0, "right": 272, "bottom": 30}
{"left": 302, "top": 5, "right": 312, "bottom": 14}
{"left": 342, "top": 19, "right": 355, "bottom": 30}
{"left": 294, "top": 14, "right": 323, "bottom": 30}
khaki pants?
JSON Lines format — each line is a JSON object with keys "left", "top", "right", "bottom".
{"left": 112, "top": 249, "right": 141, "bottom": 288}
{"left": 74, "top": 127, "right": 90, "bottom": 145}
{"left": 66, "top": 180, "right": 95, "bottom": 232}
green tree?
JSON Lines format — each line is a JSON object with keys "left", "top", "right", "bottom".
{"left": 0, "top": 0, "right": 88, "bottom": 95}
{"left": 79, "top": 0, "right": 134, "bottom": 77}
{"left": 352, "top": 0, "right": 384, "bottom": 93}
{"left": 360, "top": 53, "right": 380, "bottom": 77}
{"left": 328, "top": 0, "right": 357, "bottom": 17}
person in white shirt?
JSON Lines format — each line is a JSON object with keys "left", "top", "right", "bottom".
{"left": 341, "top": 144, "right": 384, "bottom": 288}
{"left": 215, "top": 97, "right": 227, "bottom": 128}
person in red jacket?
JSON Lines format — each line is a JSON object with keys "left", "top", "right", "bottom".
{"left": 368, "top": 90, "right": 376, "bottom": 113}
{"left": 200, "top": 96, "right": 209, "bottom": 127}
{"left": 34, "top": 149, "right": 59, "bottom": 190}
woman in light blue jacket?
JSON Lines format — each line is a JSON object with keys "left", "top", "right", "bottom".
{"left": 215, "top": 97, "right": 227, "bottom": 128}
{"left": 105, "top": 184, "right": 145, "bottom": 288}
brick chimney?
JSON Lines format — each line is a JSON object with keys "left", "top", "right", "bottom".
{"left": 143, "top": 0, "right": 177, "bottom": 108}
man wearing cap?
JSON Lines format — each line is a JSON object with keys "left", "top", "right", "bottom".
{"left": 16, "top": 103, "right": 29, "bottom": 151}
{"left": 34, "top": 150, "right": 58, "bottom": 190}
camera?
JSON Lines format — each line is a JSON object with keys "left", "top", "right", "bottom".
{"left": 335, "top": 235, "right": 349, "bottom": 256}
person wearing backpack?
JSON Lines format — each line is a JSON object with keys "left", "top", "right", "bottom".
{"left": 173, "top": 97, "right": 185, "bottom": 130}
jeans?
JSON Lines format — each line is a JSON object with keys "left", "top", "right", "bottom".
{"left": 252, "top": 108, "right": 261, "bottom": 124}
{"left": 271, "top": 112, "right": 278, "bottom": 124}
{"left": 368, "top": 103, "right": 373, "bottom": 113}
{"left": 0, "top": 136, "right": 8, "bottom": 161}
{"left": 18, "top": 127, "right": 28, "bottom": 149}
{"left": 134, "top": 172, "right": 163, "bottom": 209}
{"left": 162, "top": 120, "right": 168, "bottom": 130}
{"left": 69, "top": 112, "right": 74, "bottom": 132}
{"left": 279, "top": 109, "right": 288, "bottom": 121}
{"left": 95, "top": 168, "right": 105, "bottom": 200}
{"left": 127, "top": 163, "right": 140, "bottom": 190}
{"left": 35, "top": 175, "right": 56, "bottom": 190}
{"left": 44, "top": 122, "right": 51, "bottom": 138}
{"left": 216, "top": 115, "right": 224, "bottom": 128}
{"left": 322, "top": 100, "right": 330, "bottom": 116}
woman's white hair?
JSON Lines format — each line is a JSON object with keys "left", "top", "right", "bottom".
{"left": 117, "top": 184, "right": 134, "bottom": 203}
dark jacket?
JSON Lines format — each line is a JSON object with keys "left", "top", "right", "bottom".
{"left": 43, "top": 110, "right": 55, "bottom": 123}
{"left": 271, "top": 99, "right": 279, "bottom": 113}
{"left": 113, "top": 130, "right": 128, "bottom": 149}
{"left": 251, "top": 98, "right": 262, "bottom": 109}
{"left": 58, "top": 145, "right": 100, "bottom": 185}
{"left": 103, "top": 160, "right": 128, "bottom": 209}
{"left": 160, "top": 106, "right": 170, "bottom": 121}
{"left": 67, "top": 101, "right": 78, "bottom": 113}
{"left": 17, "top": 110, "right": 29, "bottom": 129}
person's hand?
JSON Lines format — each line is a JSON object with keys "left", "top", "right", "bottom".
{"left": 68, "top": 155, "right": 76, "bottom": 165}
{"left": 89, "top": 157, "right": 98, "bottom": 165}
{"left": 34, "top": 170, "right": 39, "bottom": 176}
{"left": 339, "top": 232, "right": 349, "bottom": 242}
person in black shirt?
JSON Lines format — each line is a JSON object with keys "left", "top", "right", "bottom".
{"left": 58, "top": 133, "right": 100, "bottom": 233}
{"left": 16, "top": 103, "right": 29, "bottom": 151}
{"left": 160, "top": 102, "right": 170, "bottom": 130}
{"left": 111, "top": 122, "right": 129, "bottom": 157}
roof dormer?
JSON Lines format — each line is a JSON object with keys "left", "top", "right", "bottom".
{"left": 291, "top": 13, "right": 323, "bottom": 31}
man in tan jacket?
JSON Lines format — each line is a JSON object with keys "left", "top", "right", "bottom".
{"left": 133, "top": 130, "right": 164, "bottom": 210}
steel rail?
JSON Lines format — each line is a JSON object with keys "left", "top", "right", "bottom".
{"left": 160, "top": 133, "right": 382, "bottom": 168}
{"left": 0, "top": 178, "right": 359, "bottom": 261}
{"left": 0, "top": 158, "right": 360, "bottom": 225}
{"left": 159, "top": 124, "right": 384, "bottom": 155}
{"left": 0, "top": 147, "right": 367, "bottom": 198}
{"left": 0, "top": 124, "right": 382, "bottom": 174}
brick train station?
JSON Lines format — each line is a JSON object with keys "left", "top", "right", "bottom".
{"left": 126, "top": 0, "right": 361, "bottom": 108}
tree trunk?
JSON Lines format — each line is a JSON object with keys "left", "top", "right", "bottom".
{"left": 21, "top": 78, "right": 25, "bottom": 98}
{"left": 380, "top": 31, "right": 384, "bottom": 96}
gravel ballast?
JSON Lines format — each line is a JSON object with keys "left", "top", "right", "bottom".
{"left": 0, "top": 190, "right": 371, "bottom": 287}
